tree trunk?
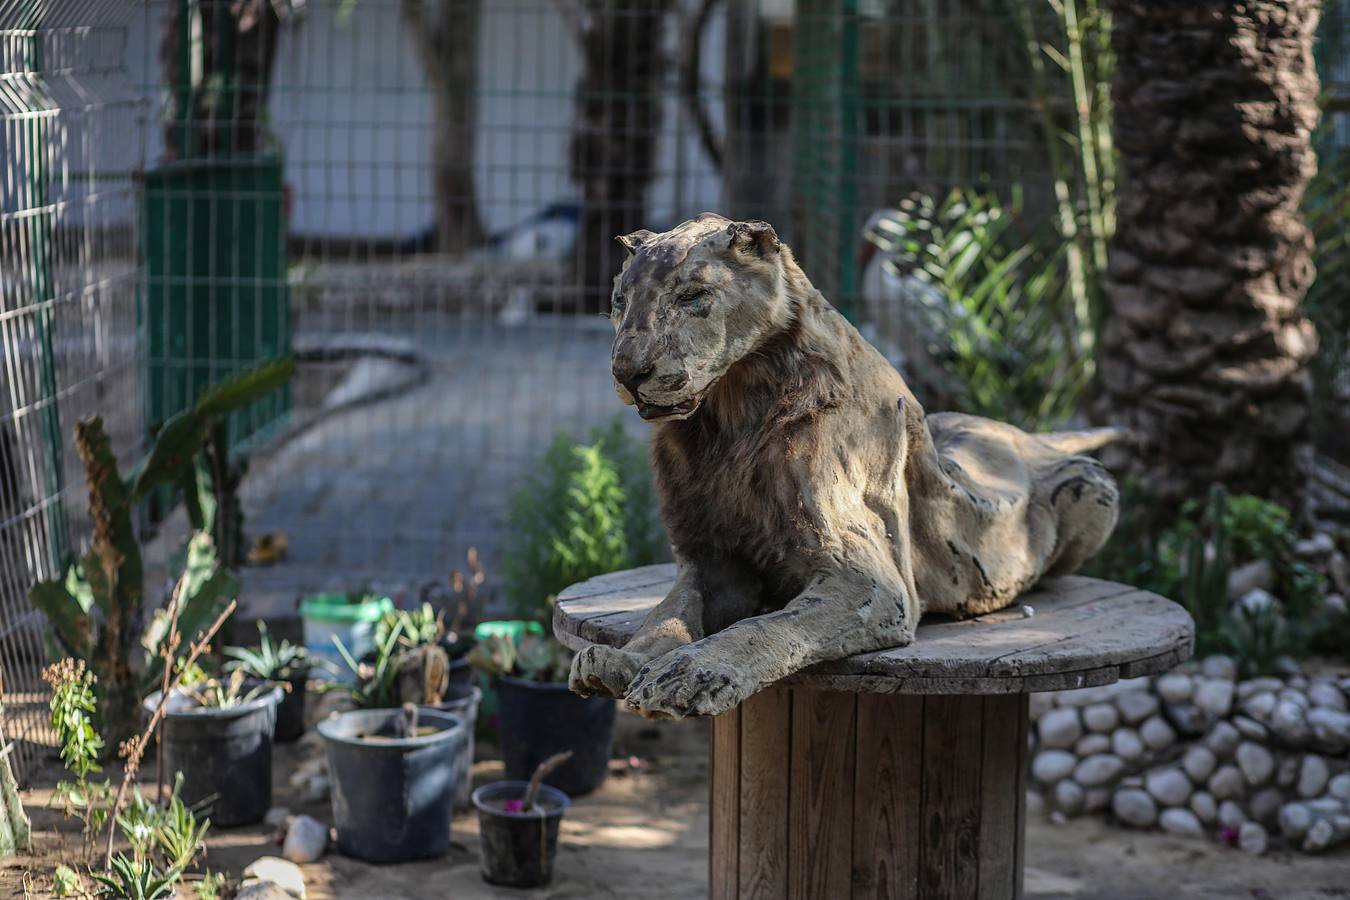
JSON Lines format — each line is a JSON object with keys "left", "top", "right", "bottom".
{"left": 1094, "top": 0, "right": 1321, "bottom": 516}
{"left": 402, "top": 0, "right": 487, "bottom": 253}
{"left": 159, "top": 0, "right": 282, "bottom": 160}
{"left": 568, "top": 0, "right": 672, "bottom": 314}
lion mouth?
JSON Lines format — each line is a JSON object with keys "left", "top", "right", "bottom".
{"left": 637, "top": 395, "right": 702, "bottom": 421}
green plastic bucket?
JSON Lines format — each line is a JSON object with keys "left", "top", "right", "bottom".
{"left": 301, "top": 593, "right": 394, "bottom": 680}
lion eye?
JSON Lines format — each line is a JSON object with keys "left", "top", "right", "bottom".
{"left": 680, "top": 289, "right": 710, "bottom": 305}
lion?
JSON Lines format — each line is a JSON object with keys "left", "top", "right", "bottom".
{"left": 569, "top": 213, "right": 1121, "bottom": 720}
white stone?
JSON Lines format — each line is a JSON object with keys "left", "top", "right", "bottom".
{"left": 1237, "top": 677, "right": 1285, "bottom": 700}
{"left": 1242, "top": 691, "right": 1277, "bottom": 720}
{"left": 1083, "top": 703, "right": 1119, "bottom": 734}
{"left": 1190, "top": 791, "right": 1217, "bottom": 825}
{"left": 1307, "top": 708, "right": 1350, "bottom": 753}
{"left": 1309, "top": 682, "right": 1347, "bottom": 712}
{"left": 1145, "top": 768, "right": 1193, "bottom": 807}
{"left": 1022, "top": 604, "right": 1035, "bottom": 618}
{"left": 1326, "top": 594, "right": 1347, "bottom": 616}
{"left": 282, "top": 815, "right": 328, "bottom": 864}
{"left": 1205, "top": 721, "right": 1241, "bottom": 757}
{"left": 1193, "top": 679, "right": 1235, "bottom": 718}
{"left": 1159, "top": 808, "right": 1205, "bottom": 837}
{"left": 1112, "top": 727, "right": 1145, "bottom": 763}
{"left": 264, "top": 806, "right": 292, "bottom": 830}
{"left": 1030, "top": 693, "right": 1056, "bottom": 721}
{"left": 297, "top": 774, "right": 331, "bottom": 804}
{"left": 1277, "top": 755, "right": 1300, "bottom": 789}
{"left": 1140, "top": 715, "right": 1176, "bottom": 752}
{"left": 1279, "top": 801, "right": 1313, "bottom": 838}
{"left": 1238, "top": 822, "right": 1268, "bottom": 855}
{"left": 1032, "top": 750, "right": 1077, "bottom": 785}
{"left": 1271, "top": 700, "right": 1311, "bottom": 746}
{"left": 1227, "top": 560, "right": 1274, "bottom": 600}
{"left": 1279, "top": 688, "right": 1310, "bottom": 709}
{"left": 236, "top": 882, "right": 295, "bottom": 900}
{"left": 1054, "top": 779, "right": 1085, "bottom": 815}
{"left": 1156, "top": 673, "right": 1194, "bottom": 705}
{"left": 1112, "top": 788, "right": 1158, "bottom": 828}
{"left": 1038, "top": 708, "right": 1083, "bottom": 750}
{"left": 1218, "top": 800, "right": 1247, "bottom": 831}
{"left": 1074, "top": 754, "right": 1126, "bottom": 788}
{"left": 1329, "top": 773, "right": 1350, "bottom": 800}
{"left": 1298, "top": 755, "right": 1331, "bottom": 798}
{"left": 1249, "top": 788, "right": 1283, "bottom": 825}
{"left": 1117, "top": 691, "right": 1160, "bottom": 726}
{"left": 1234, "top": 716, "right": 1269, "bottom": 742}
{"left": 242, "top": 857, "right": 306, "bottom": 900}
{"left": 1074, "top": 734, "right": 1111, "bottom": 757}
{"left": 1200, "top": 655, "right": 1239, "bottom": 681}
{"left": 1164, "top": 703, "right": 1209, "bottom": 738}
{"left": 1236, "top": 742, "right": 1275, "bottom": 786}
{"left": 1294, "top": 533, "right": 1334, "bottom": 559}
{"left": 1238, "top": 588, "right": 1278, "bottom": 615}
{"left": 1182, "top": 746, "right": 1217, "bottom": 784}
{"left": 1208, "top": 765, "right": 1246, "bottom": 801}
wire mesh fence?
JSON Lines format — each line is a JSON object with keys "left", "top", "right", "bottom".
{"left": 0, "top": 0, "right": 1347, "bottom": 785}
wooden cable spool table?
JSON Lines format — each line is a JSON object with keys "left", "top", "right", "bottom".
{"left": 555, "top": 564, "right": 1194, "bottom": 900}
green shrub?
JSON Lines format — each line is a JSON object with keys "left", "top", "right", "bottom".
{"left": 503, "top": 420, "right": 663, "bottom": 621}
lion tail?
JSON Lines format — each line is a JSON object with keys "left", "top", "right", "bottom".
{"left": 1036, "top": 426, "right": 1129, "bottom": 456}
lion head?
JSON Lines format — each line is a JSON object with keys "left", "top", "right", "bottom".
{"left": 608, "top": 213, "right": 793, "bottom": 421}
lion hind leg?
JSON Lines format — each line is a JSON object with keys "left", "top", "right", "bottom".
{"left": 1042, "top": 456, "right": 1120, "bottom": 575}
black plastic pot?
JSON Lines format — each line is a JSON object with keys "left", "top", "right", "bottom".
{"left": 318, "top": 708, "right": 464, "bottom": 863}
{"left": 472, "top": 781, "right": 570, "bottom": 888}
{"left": 143, "top": 684, "right": 283, "bottom": 827}
{"left": 274, "top": 673, "right": 307, "bottom": 743}
{"left": 496, "top": 675, "right": 615, "bottom": 796}
{"left": 448, "top": 654, "right": 473, "bottom": 687}
{"left": 428, "top": 683, "right": 481, "bottom": 811}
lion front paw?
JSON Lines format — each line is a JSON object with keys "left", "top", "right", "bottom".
{"left": 624, "top": 649, "right": 751, "bottom": 720}
{"left": 569, "top": 644, "right": 643, "bottom": 699}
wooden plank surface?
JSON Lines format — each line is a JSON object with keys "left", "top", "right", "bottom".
{"left": 554, "top": 567, "right": 1194, "bottom": 694}
{"left": 710, "top": 706, "right": 741, "bottom": 899}
{"left": 976, "top": 696, "right": 1028, "bottom": 900}
{"left": 738, "top": 687, "right": 791, "bottom": 899}
{"left": 919, "top": 695, "right": 984, "bottom": 899}
{"left": 789, "top": 689, "right": 857, "bottom": 900}
{"left": 852, "top": 694, "right": 922, "bottom": 899}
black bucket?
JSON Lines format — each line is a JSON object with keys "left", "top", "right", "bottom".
{"left": 318, "top": 708, "right": 464, "bottom": 863}
{"left": 274, "top": 674, "right": 307, "bottom": 743}
{"left": 448, "top": 655, "right": 473, "bottom": 687}
{"left": 143, "top": 684, "right": 283, "bottom": 827}
{"left": 472, "top": 781, "right": 570, "bottom": 888}
{"left": 495, "top": 676, "right": 615, "bottom": 796}
{"left": 428, "top": 683, "right": 481, "bottom": 811}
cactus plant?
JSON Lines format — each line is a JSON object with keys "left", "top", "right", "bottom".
{"left": 28, "top": 359, "right": 294, "bottom": 747}
{"left": 0, "top": 677, "right": 31, "bottom": 857}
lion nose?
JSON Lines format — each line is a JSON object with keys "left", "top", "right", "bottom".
{"left": 613, "top": 357, "right": 655, "bottom": 399}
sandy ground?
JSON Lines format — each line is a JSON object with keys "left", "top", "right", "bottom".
{"left": 5, "top": 704, "right": 1349, "bottom": 900}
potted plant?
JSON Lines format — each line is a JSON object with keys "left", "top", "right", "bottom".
{"left": 224, "top": 621, "right": 315, "bottom": 742}
{"left": 317, "top": 622, "right": 467, "bottom": 862}
{"left": 473, "top": 752, "right": 573, "bottom": 888}
{"left": 492, "top": 421, "right": 662, "bottom": 796}
{"left": 373, "top": 604, "right": 482, "bottom": 809}
{"left": 142, "top": 672, "right": 284, "bottom": 827}
{"left": 470, "top": 634, "right": 614, "bottom": 797}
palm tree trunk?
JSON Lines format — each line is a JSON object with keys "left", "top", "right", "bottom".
{"left": 1094, "top": 0, "right": 1321, "bottom": 515}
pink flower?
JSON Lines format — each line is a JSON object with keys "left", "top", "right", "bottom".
{"left": 504, "top": 798, "right": 525, "bottom": 813}
{"left": 1219, "top": 827, "right": 1238, "bottom": 847}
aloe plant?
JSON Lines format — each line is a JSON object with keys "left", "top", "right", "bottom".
{"left": 224, "top": 621, "right": 312, "bottom": 681}
{"left": 28, "top": 359, "right": 294, "bottom": 747}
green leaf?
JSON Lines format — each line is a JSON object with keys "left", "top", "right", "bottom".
{"left": 29, "top": 579, "right": 93, "bottom": 654}
{"left": 130, "top": 410, "right": 212, "bottom": 502}
{"left": 194, "top": 358, "right": 295, "bottom": 419}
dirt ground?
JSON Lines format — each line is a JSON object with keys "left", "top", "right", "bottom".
{"left": 4, "top": 709, "right": 1348, "bottom": 900}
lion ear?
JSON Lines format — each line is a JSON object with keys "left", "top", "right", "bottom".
{"left": 616, "top": 230, "right": 656, "bottom": 256}
{"left": 725, "top": 220, "right": 781, "bottom": 258}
